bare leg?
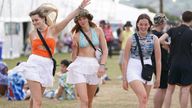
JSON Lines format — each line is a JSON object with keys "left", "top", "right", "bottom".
{"left": 87, "top": 85, "right": 97, "bottom": 108}
{"left": 55, "top": 86, "right": 64, "bottom": 99}
{"left": 27, "top": 80, "right": 43, "bottom": 108}
{"left": 75, "top": 83, "right": 88, "bottom": 108}
{"left": 144, "top": 84, "right": 152, "bottom": 97}
{"left": 144, "top": 84, "right": 152, "bottom": 108}
{"left": 163, "top": 84, "right": 175, "bottom": 108}
{"left": 154, "top": 88, "right": 166, "bottom": 108}
{"left": 129, "top": 80, "right": 148, "bottom": 108}
{"left": 119, "top": 64, "right": 123, "bottom": 74}
{"left": 180, "top": 85, "right": 191, "bottom": 108}
{"left": 29, "top": 97, "right": 33, "bottom": 108}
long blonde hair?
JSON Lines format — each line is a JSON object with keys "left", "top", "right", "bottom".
{"left": 29, "top": 3, "right": 58, "bottom": 26}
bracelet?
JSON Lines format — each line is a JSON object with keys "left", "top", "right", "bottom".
{"left": 100, "top": 64, "right": 105, "bottom": 69}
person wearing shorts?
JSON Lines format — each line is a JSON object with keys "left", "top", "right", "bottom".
{"left": 67, "top": 9, "right": 108, "bottom": 108}
{"left": 122, "top": 14, "right": 161, "bottom": 108}
{"left": 118, "top": 21, "right": 133, "bottom": 79}
{"left": 11, "top": 1, "right": 90, "bottom": 108}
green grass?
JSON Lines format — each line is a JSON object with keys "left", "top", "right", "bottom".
{"left": 0, "top": 53, "right": 183, "bottom": 108}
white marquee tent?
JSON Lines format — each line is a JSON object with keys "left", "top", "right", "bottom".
{"left": 0, "top": 0, "right": 155, "bottom": 59}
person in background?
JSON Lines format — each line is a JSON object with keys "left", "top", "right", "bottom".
{"left": 116, "top": 24, "right": 123, "bottom": 38}
{"left": 122, "top": 14, "right": 161, "bottom": 108}
{"left": 54, "top": 59, "right": 76, "bottom": 100}
{"left": 0, "top": 62, "right": 8, "bottom": 96}
{"left": 98, "top": 20, "right": 111, "bottom": 81}
{"left": 118, "top": 21, "right": 133, "bottom": 79}
{"left": 43, "top": 59, "right": 76, "bottom": 100}
{"left": 103, "top": 22, "right": 114, "bottom": 58}
{"left": 63, "top": 33, "right": 72, "bottom": 52}
{"left": 160, "top": 11, "right": 192, "bottom": 108}
{"left": 99, "top": 20, "right": 114, "bottom": 58}
{"left": 7, "top": 70, "right": 29, "bottom": 101}
{"left": 99, "top": 20, "right": 106, "bottom": 30}
{"left": 11, "top": 1, "right": 90, "bottom": 108}
{"left": 67, "top": 9, "right": 108, "bottom": 108}
{"left": 152, "top": 13, "right": 170, "bottom": 108}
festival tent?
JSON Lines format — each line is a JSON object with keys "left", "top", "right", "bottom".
{"left": 0, "top": 0, "right": 74, "bottom": 59}
{"left": 0, "top": 0, "right": 155, "bottom": 59}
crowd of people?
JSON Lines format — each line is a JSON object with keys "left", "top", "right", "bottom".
{"left": 0, "top": 0, "right": 192, "bottom": 108}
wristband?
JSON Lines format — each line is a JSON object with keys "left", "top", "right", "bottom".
{"left": 100, "top": 64, "right": 105, "bottom": 68}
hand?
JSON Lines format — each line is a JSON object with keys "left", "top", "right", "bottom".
{"left": 162, "top": 44, "right": 170, "bottom": 51}
{"left": 122, "top": 80, "right": 128, "bottom": 91}
{"left": 79, "top": 0, "right": 91, "bottom": 9}
{"left": 154, "top": 80, "right": 160, "bottom": 88}
{"left": 97, "top": 65, "right": 106, "bottom": 78}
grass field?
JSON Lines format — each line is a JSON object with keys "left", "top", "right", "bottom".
{"left": 0, "top": 53, "right": 184, "bottom": 108}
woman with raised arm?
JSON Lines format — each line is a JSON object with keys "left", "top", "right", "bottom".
{"left": 66, "top": 9, "right": 108, "bottom": 108}
{"left": 12, "top": 1, "right": 90, "bottom": 108}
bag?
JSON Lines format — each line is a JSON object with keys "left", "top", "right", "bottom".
{"left": 142, "top": 64, "right": 154, "bottom": 81}
{"left": 95, "top": 48, "right": 103, "bottom": 62}
{"left": 79, "top": 29, "right": 103, "bottom": 62}
{"left": 134, "top": 33, "right": 154, "bottom": 81}
{"left": 51, "top": 58, "right": 57, "bottom": 76}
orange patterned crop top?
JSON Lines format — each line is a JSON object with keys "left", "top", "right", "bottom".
{"left": 31, "top": 28, "right": 56, "bottom": 58}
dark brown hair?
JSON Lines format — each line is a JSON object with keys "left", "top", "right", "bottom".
{"left": 136, "top": 13, "right": 153, "bottom": 32}
{"left": 182, "top": 11, "right": 192, "bottom": 23}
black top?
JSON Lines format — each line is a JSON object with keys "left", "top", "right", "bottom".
{"left": 151, "top": 30, "right": 169, "bottom": 88}
{"left": 166, "top": 24, "right": 192, "bottom": 85}
{"left": 151, "top": 30, "right": 169, "bottom": 73}
{"left": 167, "top": 24, "right": 192, "bottom": 66}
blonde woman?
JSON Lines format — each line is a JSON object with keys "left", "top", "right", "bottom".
{"left": 13, "top": 1, "right": 90, "bottom": 108}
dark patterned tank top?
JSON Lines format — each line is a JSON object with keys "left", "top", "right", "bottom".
{"left": 130, "top": 33, "right": 154, "bottom": 60}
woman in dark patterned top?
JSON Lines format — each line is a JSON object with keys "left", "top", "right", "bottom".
{"left": 122, "top": 14, "right": 161, "bottom": 108}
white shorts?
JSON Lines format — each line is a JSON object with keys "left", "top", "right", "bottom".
{"left": 66, "top": 56, "right": 100, "bottom": 85}
{"left": 10, "top": 54, "right": 54, "bottom": 87}
{"left": 127, "top": 58, "right": 153, "bottom": 85}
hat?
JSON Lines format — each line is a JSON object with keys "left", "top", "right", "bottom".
{"left": 124, "top": 21, "right": 132, "bottom": 27}
{"left": 154, "top": 13, "right": 168, "bottom": 25}
{"left": 74, "top": 9, "right": 93, "bottom": 23}
{"left": 99, "top": 20, "right": 106, "bottom": 25}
